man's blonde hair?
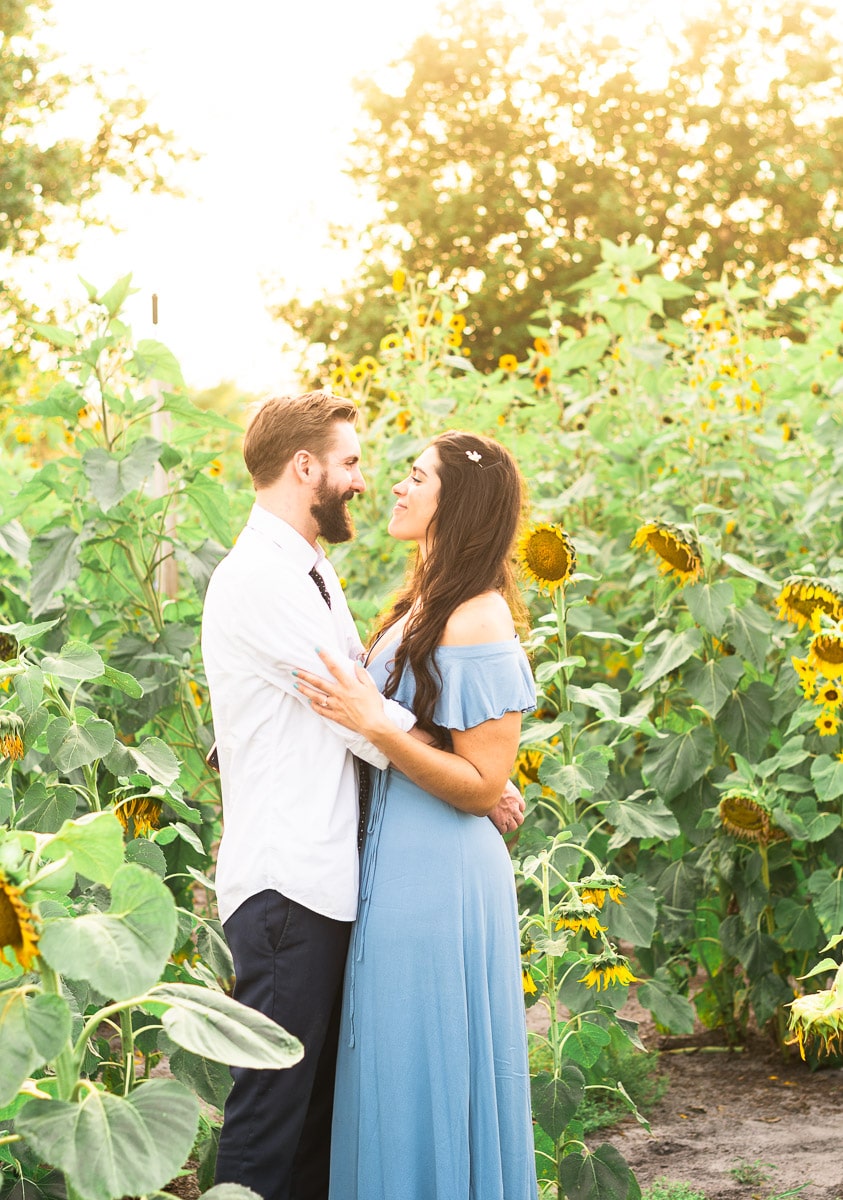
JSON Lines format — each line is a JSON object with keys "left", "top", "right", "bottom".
{"left": 243, "top": 391, "right": 358, "bottom": 489}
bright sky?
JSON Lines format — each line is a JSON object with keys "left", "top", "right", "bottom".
{"left": 37, "top": 0, "right": 696, "bottom": 392}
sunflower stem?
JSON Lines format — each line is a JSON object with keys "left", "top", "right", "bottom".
{"left": 38, "top": 963, "right": 79, "bottom": 1102}
{"left": 554, "top": 587, "right": 574, "bottom": 827}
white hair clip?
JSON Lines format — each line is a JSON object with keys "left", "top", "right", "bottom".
{"left": 465, "top": 449, "right": 482, "bottom": 463}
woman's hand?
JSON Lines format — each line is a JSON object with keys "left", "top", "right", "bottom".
{"left": 294, "top": 648, "right": 387, "bottom": 737}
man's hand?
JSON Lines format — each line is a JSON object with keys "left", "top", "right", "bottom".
{"left": 488, "top": 779, "right": 526, "bottom": 835}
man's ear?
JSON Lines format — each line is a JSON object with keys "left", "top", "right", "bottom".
{"left": 292, "top": 449, "right": 317, "bottom": 482}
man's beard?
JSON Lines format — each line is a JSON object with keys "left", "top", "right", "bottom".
{"left": 311, "top": 477, "right": 356, "bottom": 543}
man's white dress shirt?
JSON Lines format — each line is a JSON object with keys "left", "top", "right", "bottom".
{"left": 201, "top": 504, "right": 415, "bottom": 924}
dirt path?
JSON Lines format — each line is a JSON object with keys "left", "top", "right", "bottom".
{"left": 596, "top": 1016, "right": 843, "bottom": 1200}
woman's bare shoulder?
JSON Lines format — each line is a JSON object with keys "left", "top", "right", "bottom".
{"left": 440, "top": 591, "right": 515, "bottom": 646}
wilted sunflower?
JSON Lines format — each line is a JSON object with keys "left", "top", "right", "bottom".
{"left": 787, "top": 983, "right": 843, "bottom": 1062}
{"left": 555, "top": 904, "right": 606, "bottom": 938}
{"left": 719, "top": 789, "right": 785, "bottom": 844}
{"left": 0, "top": 711, "right": 24, "bottom": 761}
{"left": 522, "top": 966, "right": 538, "bottom": 995}
{"left": 631, "top": 521, "right": 703, "bottom": 585}
{"left": 580, "top": 952, "right": 638, "bottom": 991}
{"left": 517, "top": 523, "right": 577, "bottom": 594}
{"left": 116, "top": 796, "right": 163, "bottom": 839}
{"left": 577, "top": 873, "right": 626, "bottom": 909}
{"left": 776, "top": 577, "right": 843, "bottom": 630}
{"left": 0, "top": 870, "right": 40, "bottom": 972}
{"left": 809, "top": 627, "right": 843, "bottom": 679}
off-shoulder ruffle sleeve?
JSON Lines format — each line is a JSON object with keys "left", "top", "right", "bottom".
{"left": 389, "top": 640, "right": 536, "bottom": 731}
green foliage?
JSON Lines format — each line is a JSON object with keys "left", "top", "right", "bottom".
{"left": 730, "top": 1160, "right": 776, "bottom": 1188}
{"left": 277, "top": 0, "right": 843, "bottom": 366}
{"left": 642, "top": 1180, "right": 708, "bottom": 1200}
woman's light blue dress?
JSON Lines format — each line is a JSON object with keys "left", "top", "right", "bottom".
{"left": 329, "top": 640, "right": 538, "bottom": 1200}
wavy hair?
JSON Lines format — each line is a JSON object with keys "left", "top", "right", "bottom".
{"left": 372, "top": 430, "right": 527, "bottom": 744}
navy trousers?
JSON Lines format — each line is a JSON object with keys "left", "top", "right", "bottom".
{"left": 214, "top": 889, "right": 352, "bottom": 1200}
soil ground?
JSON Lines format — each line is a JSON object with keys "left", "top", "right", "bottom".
{"left": 592, "top": 993, "right": 843, "bottom": 1200}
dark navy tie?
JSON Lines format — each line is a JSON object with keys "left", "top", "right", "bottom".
{"left": 308, "top": 566, "right": 332, "bottom": 609}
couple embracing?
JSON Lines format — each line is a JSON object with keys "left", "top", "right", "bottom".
{"left": 201, "top": 390, "right": 539, "bottom": 1200}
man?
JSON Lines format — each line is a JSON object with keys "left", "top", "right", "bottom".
{"left": 202, "top": 391, "right": 524, "bottom": 1200}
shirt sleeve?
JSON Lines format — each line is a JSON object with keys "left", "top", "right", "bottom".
{"left": 238, "top": 565, "right": 414, "bottom": 767}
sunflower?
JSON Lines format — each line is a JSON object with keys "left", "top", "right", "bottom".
{"left": 0, "top": 711, "right": 24, "bottom": 761}
{"left": 357, "top": 356, "right": 380, "bottom": 375}
{"left": 188, "top": 680, "right": 204, "bottom": 707}
{"left": 209, "top": 459, "right": 223, "bottom": 478}
{"left": 815, "top": 710, "right": 841, "bottom": 738}
{"left": 517, "top": 524, "right": 577, "bottom": 594}
{"left": 396, "top": 410, "right": 411, "bottom": 433}
{"left": 719, "top": 789, "right": 785, "bottom": 844}
{"left": 0, "top": 633, "right": 17, "bottom": 661}
{"left": 815, "top": 681, "right": 843, "bottom": 709}
{"left": 522, "top": 966, "right": 538, "bottom": 995}
{"left": 578, "top": 881, "right": 626, "bottom": 909}
{"left": 533, "top": 336, "right": 551, "bottom": 356}
{"left": 449, "top": 313, "right": 467, "bottom": 333}
{"left": 776, "top": 577, "right": 843, "bottom": 630}
{"left": 116, "top": 796, "right": 163, "bottom": 839}
{"left": 391, "top": 268, "right": 406, "bottom": 292}
{"left": 787, "top": 987, "right": 843, "bottom": 1062}
{"left": 555, "top": 911, "right": 606, "bottom": 937}
{"left": 534, "top": 367, "right": 551, "bottom": 391}
{"left": 792, "top": 656, "right": 817, "bottom": 698}
{"left": 498, "top": 354, "right": 518, "bottom": 372}
{"left": 631, "top": 520, "right": 703, "bottom": 585}
{"left": 0, "top": 871, "right": 40, "bottom": 972}
{"left": 446, "top": 330, "right": 463, "bottom": 348}
{"left": 330, "top": 366, "right": 348, "bottom": 388}
{"left": 809, "top": 627, "right": 843, "bottom": 679}
{"left": 580, "top": 953, "right": 638, "bottom": 991}
{"left": 349, "top": 364, "right": 367, "bottom": 383}
{"left": 380, "top": 333, "right": 403, "bottom": 352}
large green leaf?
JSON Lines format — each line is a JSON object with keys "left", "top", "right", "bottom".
{"left": 46, "top": 716, "right": 115, "bottom": 772}
{"left": 531, "top": 1065, "right": 585, "bottom": 1141}
{"left": 637, "top": 627, "right": 703, "bottom": 692}
{"left": 183, "top": 474, "right": 233, "bottom": 545}
{"left": 774, "top": 897, "right": 822, "bottom": 952}
{"left": 683, "top": 580, "right": 735, "bottom": 636}
{"left": 16, "top": 1079, "right": 198, "bottom": 1200}
{"left": 604, "top": 795, "right": 680, "bottom": 849}
{"left": 38, "top": 864, "right": 177, "bottom": 1000}
{"left": 724, "top": 600, "right": 773, "bottom": 670}
{"left": 82, "top": 439, "right": 163, "bottom": 512}
{"left": 716, "top": 682, "right": 773, "bottom": 759}
{"left": 654, "top": 858, "right": 702, "bottom": 914}
{"left": 129, "top": 736, "right": 181, "bottom": 787}
{"left": 29, "top": 528, "right": 83, "bottom": 617}
{"left": 637, "top": 976, "right": 696, "bottom": 1035}
{"left": 558, "top": 1143, "right": 635, "bottom": 1200}
{"left": 683, "top": 655, "right": 744, "bottom": 717}
{"left": 601, "top": 875, "right": 658, "bottom": 947}
{"left": 41, "top": 643, "right": 104, "bottom": 684}
{"left": 40, "top": 812, "right": 124, "bottom": 886}
{"left": 15, "top": 782, "right": 77, "bottom": 834}
{"left": 643, "top": 724, "right": 715, "bottom": 801}
{"left": 14, "top": 665, "right": 44, "bottom": 715}
{"left": 561, "top": 1022, "right": 611, "bottom": 1069}
{"left": 145, "top": 983, "right": 303, "bottom": 1069}
{"left": 540, "top": 746, "right": 612, "bottom": 801}
{"left": 0, "top": 990, "right": 72, "bottom": 1106}
{"left": 808, "top": 870, "right": 843, "bottom": 937}
{"left": 131, "top": 339, "right": 186, "bottom": 386}
{"left": 168, "top": 1045, "right": 233, "bottom": 1109}
{"left": 811, "top": 754, "right": 843, "bottom": 802}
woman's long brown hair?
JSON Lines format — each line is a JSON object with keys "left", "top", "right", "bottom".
{"left": 370, "top": 430, "right": 527, "bottom": 745}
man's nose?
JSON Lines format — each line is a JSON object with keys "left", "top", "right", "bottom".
{"left": 352, "top": 468, "right": 366, "bottom": 493}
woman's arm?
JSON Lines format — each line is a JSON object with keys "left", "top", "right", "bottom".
{"left": 295, "top": 649, "right": 520, "bottom": 816}
{"left": 294, "top": 591, "right": 523, "bottom": 817}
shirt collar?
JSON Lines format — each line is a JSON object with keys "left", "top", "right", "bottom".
{"left": 246, "top": 502, "right": 326, "bottom": 571}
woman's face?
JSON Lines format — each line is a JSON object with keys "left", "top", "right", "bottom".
{"left": 388, "top": 445, "right": 441, "bottom": 554}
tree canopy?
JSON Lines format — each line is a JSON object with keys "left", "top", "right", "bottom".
{"left": 276, "top": 0, "right": 843, "bottom": 367}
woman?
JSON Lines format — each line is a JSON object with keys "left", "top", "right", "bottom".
{"left": 294, "top": 430, "right": 538, "bottom": 1200}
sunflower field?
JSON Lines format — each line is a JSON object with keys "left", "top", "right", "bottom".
{"left": 2, "top": 241, "right": 843, "bottom": 1199}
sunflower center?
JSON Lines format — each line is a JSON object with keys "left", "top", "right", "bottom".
{"left": 649, "top": 529, "right": 695, "bottom": 572}
{"left": 524, "top": 530, "right": 572, "bottom": 581}
{"left": 0, "top": 887, "right": 22, "bottom": 949}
